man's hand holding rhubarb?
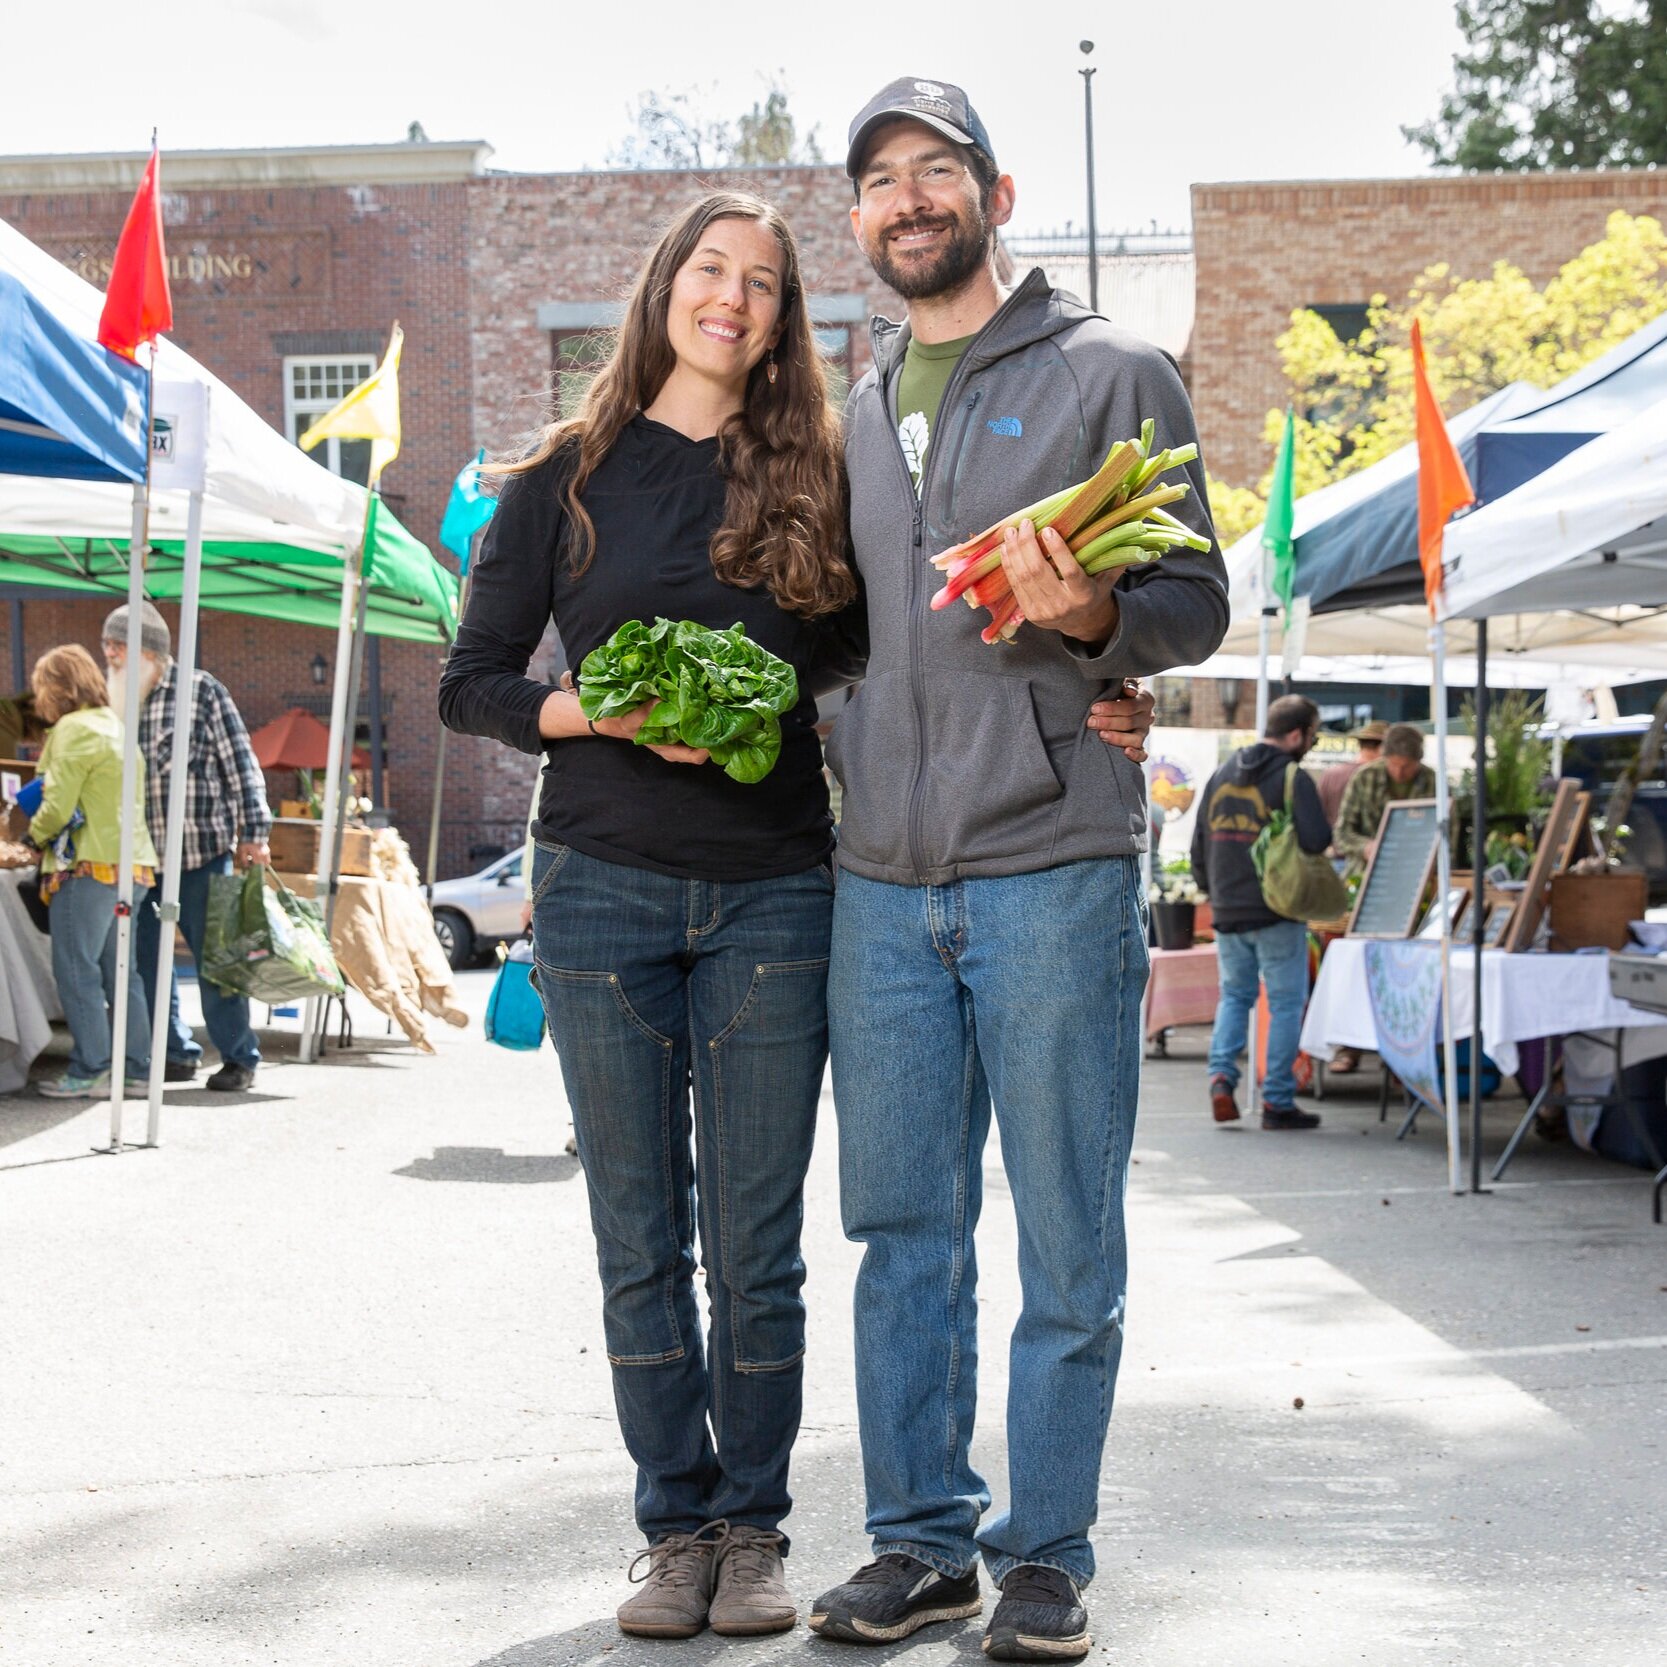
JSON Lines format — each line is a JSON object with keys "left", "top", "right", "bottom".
{"left": 1002, "top": 519, "right": 1120, "bottom": 650}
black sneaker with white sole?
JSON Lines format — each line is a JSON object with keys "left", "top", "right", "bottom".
{"left": 982, "top": 1564, "right": 1090, "bottom": 1661}
{"left": 809, "top": 1551, "right": 981, "bottom": 1644}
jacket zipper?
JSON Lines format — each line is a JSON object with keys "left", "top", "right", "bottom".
{"left": 875, "top": 293, "right": 1030, "bottom": 883}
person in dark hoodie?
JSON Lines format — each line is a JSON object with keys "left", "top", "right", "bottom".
{"left": 811, "top": 78, "right": 1228, "bottom": 1664}
{"left": 1192, "top": 693, "right": 1330, "bottom": 1132}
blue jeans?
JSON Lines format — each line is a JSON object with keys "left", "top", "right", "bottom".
{"left": 49, "top": 874, "right": 151, "bottom": 1079}
{"left": 1208, "top": 921, "right": 1310, "bottom": 1106}
{"left": 529, "top": 840, "right": 833, "bottom": 1548}
{"left": 136, "top": 854, "right": 261, "bottom": 1072}
{"left": 827, "top": 858, "right": 1148, "bottom": 1588}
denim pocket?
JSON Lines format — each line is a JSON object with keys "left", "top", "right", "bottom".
{"left": 529, "top": 840, "right": 571, "bottom": 906}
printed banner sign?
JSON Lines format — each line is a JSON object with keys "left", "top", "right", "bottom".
{"left": 1364, "top": 939, "right": 1444, "bottom": 1114}
{"left": 150, "top": 380, "right": 209, "bottom": 493}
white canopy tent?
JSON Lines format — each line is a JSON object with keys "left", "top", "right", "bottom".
{"left": 1, "top": 215, "right": 411, "bottom": 1147}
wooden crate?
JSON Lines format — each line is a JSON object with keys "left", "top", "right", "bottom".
{"left": 267, "top": 816, "right": 373, "bottom": 878}
{"left": 1547, "top": 870, "right": 1649, "bottom": 953}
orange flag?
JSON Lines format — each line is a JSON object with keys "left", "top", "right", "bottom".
{"left": 1410, "top": 316, "right": 1475, "bottom": 613}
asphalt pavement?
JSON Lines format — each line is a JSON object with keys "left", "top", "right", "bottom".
{"left": 2, "top": 972, "right": 1662, "bottom": 1667}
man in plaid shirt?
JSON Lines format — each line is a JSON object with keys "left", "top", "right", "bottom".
{"left": 104, "top": 602, "right": 272, "bottom": 1092}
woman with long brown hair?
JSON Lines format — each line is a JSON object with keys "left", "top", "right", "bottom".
{"left": 26, "top": 644, "right": 157, "bottom": 1098}
{"left": 439, "top": 191, "right": 859, "bottom": 1640}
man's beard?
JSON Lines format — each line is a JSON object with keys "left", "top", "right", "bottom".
{"left": 866, "top": 205, "right": 989, "bottom": 301}
{"left": 108, "top": 655, "right": 163, "bottom": 720}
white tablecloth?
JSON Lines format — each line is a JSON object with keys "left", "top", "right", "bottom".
{"left": 1300, "top": 936, "right": 1667, "bottom": 1078}
{"left": 0, "top": 867, "right": 59, "bottom": 1094}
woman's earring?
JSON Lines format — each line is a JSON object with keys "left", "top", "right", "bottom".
{"left": 766, "top": 349, "right": 778, "bottom": 387}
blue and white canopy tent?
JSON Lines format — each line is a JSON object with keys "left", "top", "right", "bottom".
{"left": 0, "top": 267, "right": 148, "bottom": 485}
{"left": 0, "top": 213, "right": 456, "bottom": 1141}
{"left": 1218, "top": 314, "right": 1667, "bottom": 1190}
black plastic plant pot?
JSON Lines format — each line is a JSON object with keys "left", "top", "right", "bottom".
{"left": 1152, "top": 899, "right": 1196, "bottom": 951}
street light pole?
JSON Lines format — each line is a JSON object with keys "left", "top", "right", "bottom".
{"left": 1080, "top": 40, "right": 1100, "bottom": 313}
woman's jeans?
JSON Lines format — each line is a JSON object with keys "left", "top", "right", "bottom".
{"left": 529, "top": 840, "right": 832, "bottom": 1548}
{"left": 50, "top": 874, "right": 151, "bottom": 1079}
{"left": 827, "top": 857, "right": 1148, "bottom": 1588}
{"left": 1207, "top": 920, "right": 1310, "bottom": 1106}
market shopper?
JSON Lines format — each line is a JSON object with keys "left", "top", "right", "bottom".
{"left": 1332, "top": 721, "right": 1437, "bottom": 874}
{"left": 1318, "top": 717, "right": 1386, "bottom": 825}
{"left": 1191, "top": 693, "right": 1329, "bottom": 1132}
{"left": 104, "top": 601, "right": 272, "bottom": 1093}
{"left": 26, "top": 644, "right": 157, "bottom": 1098}
{"left": 439, "top": 190, "right": 1156, "bottom": 1644}
{"left": 809, "top": 81, "right": 1227, "bottom": 1663}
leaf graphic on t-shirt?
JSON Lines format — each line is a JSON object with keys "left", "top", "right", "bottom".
{"left": 898, "top": 410, "right": 930, "bottom": 487}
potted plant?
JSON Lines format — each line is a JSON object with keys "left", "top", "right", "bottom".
{"left": 1150, "top": 857, "right": 1200, "bottom": 951}
{"left": 1456, "top": 688, "right": 1554, "bottom": 866}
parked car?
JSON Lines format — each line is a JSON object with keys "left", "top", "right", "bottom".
{"left": 1556, "top": 717, "right": 1667, "bottom": 902}
{"left": 430, "top": 849, "right": 525, "bottom": 968}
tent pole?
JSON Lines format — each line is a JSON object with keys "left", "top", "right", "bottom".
{"left": 8, "top": 598, "right": 22, "bottom": 693}
{"left": 144, "top": 485, "right": 205, "bottom": 1146}
{"left": 366, "top": 633, "right": 385, "bottom": 809}
{"left": 1249, "top": 555, "right": 1274, "bottom": 1123}
{"left": 425, "top": 721, "right": 448, "bottom": 902}
{"left": 300, "top": 496, "right": 368, "bottom": 1066}
{"left": 1431, "top": 620, "right": 1461, "bottom": 1193}
{"left": 104, "top": 352, "right": 156, "bottom": 1154}
{"left": 1471, "top": 619, "right": 1490, "bottom": 1193}
{"left": 322, "top": 565, "right": 372, "bottom": 933}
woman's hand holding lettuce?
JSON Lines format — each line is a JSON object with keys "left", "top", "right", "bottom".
{"left": 578, "top": 618, "right": 799, "bottom": 784}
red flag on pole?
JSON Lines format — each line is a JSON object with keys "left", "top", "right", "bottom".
{"left": 97, "top": 142, "right": 173, "bottom": 361}
{"left": 1410, "top": 316, "right": 1475, "bottom": 614}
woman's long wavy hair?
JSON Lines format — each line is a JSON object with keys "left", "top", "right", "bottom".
{"left": 494, "top": 192, "right": 855, "bottom": 619}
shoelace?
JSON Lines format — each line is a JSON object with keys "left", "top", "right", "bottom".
{"left": 628, "top": 1519, "right": 729, "bottom": 1589}
{"left": 717, "top": 1524, "right": 786, "bottom": 1586}
{"left": 1000, "top": 1565, "right": 1079, "bottom": 1607}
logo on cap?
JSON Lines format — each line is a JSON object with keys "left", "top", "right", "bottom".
{"left": 914, "top": 80, "right": 945, "bottom": 96}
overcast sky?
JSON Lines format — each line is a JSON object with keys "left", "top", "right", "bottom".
{"left": 6, "top": 0, "right": 1467, "bottom": 234}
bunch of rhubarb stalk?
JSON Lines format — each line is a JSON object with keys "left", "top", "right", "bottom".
{"left": 929, "top": 419, "right": 1210, "bottom": 643}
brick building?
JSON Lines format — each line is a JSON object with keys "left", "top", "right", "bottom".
{"left": 1190, "top": 168, "right": 1667, "bottom": 490}
{"left": 0, "top": 140, "right": 898, "bottom": 872}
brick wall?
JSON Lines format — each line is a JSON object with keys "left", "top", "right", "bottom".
{"left": 1191, "top": 169, "right": 1667, "bottom": 490}
{"left": 2, "top": 159, "right": 903, "bottom": 874}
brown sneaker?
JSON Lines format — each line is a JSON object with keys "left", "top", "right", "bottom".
{"left": 1210, "top": 1074, "right": 1240, "bottom": 1123}
{"left": 710, "top": 1524, "right": 795, "bottom": 1636}
{"left": 617, "top": 1522, "right": 725, "bottom": 1638}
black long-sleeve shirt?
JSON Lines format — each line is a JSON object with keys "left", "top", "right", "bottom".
{"left": 1191, "top": 742, "right": 1332, "bottom": 933}
{"left": 438, "top": 414, "right": 861, "bottom": 882}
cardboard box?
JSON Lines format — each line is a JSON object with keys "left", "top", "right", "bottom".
{"left": 267, "top": 816, "right": 373, "bottom": 878}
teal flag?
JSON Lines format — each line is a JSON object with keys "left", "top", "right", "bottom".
{"left": 1262, "top": 406, "right": 1296, "bottom": 616}
{"left": 440, "top": 450, "right": 496, "bottom": 573}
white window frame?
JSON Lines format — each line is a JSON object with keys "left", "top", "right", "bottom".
{"left": 282, "top": 354, "right": 378, "bottom": 480}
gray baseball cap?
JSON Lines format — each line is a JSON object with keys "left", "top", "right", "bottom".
{"left": 846, "top": 76, "right": 996, "bottom": 177}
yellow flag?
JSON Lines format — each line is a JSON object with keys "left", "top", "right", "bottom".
{"left": 299, "top": 323, "right": 402, "bottom": 481}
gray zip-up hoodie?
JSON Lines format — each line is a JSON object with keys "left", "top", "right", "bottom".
{"left": 828, "top": 269, "right": 1230, "bottom": 886}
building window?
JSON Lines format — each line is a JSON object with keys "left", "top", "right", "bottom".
{"left": 1307, "top": 302, "right": 1371, "bottom": 345}
{"left": 284, "top": 355, "right": 376, "bottom": 485}
{"left": 550, "top": 330, "right": 614, "bottom": 419}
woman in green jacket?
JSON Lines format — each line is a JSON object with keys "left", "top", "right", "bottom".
{"left": 27, "top": 644, "right": 158, "bottom": 1099}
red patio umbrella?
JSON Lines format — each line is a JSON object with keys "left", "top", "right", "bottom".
{"left": 249, "top": 707, "right": 369, "bottom": 771}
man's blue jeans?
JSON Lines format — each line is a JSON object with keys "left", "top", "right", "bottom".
{"left": 827, "top": 857, "right": 1148, "bottom": 1588}
{"left": 50, "top": 874, "right": 151, "bottom": 1079}
{"left": 1208, "top": 920, "right": 1310, "bottom": 1106}
{"left": 529, "top": 840, "right": 832, "bottom": 1548}
{"left": 136, "top": 853, "right": 260, "bottom": 1072}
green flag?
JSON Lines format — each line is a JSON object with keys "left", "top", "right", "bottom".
{"left": 1263, "top": 405, "right": 1296, "bottom": 616}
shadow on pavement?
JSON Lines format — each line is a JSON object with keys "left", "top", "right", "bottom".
{"left": 469, "top": 1621, "right": 988, "bottom": 1665}
{"left": 393, "top": 1145, "right": 580, "bottom": 1184}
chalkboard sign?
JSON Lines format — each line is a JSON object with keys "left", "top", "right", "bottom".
{"left": 1348, "top": 798, "right": 1442, "bottom": 939}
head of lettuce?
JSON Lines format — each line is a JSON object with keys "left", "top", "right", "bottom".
{"left": 576, "top": 618, "right": 800, "bottom": 784}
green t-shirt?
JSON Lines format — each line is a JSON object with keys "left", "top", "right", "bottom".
{"left": 895, "top": 332, "right": 974, "bottom": 494}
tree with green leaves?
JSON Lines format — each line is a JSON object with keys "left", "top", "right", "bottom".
{"left": 1406, "top": 1, "right": 1667, "bottom": 170}
{"left": 608, "top": 77, "right": 823, "bottom": 171}
{"left": 1207, "top": 210, "right": 1667, "bottom": 546}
